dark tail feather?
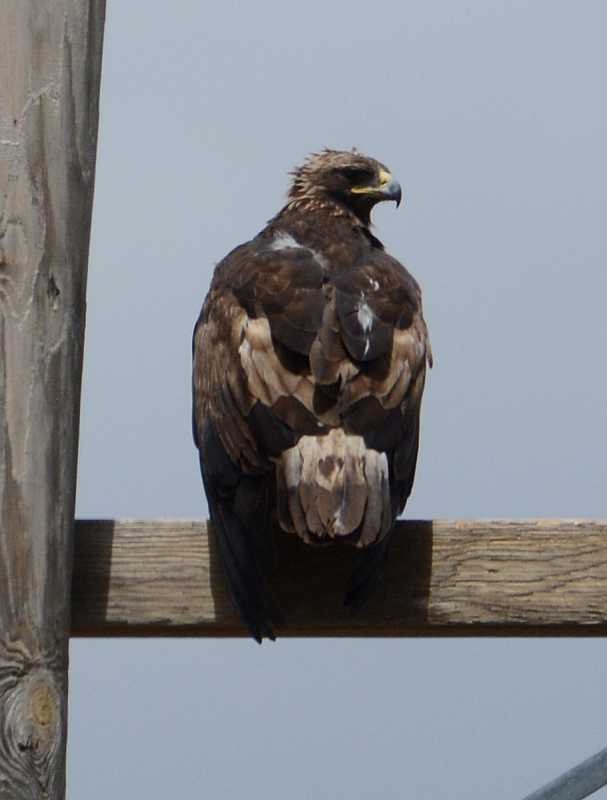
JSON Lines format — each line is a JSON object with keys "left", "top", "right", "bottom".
{"left": 198, "top": 421, "right": 281, "bottom": 642}
{"left": 206, "top": 489, "right": 279, "bottom": 643}
{"left": 344, "top": 534, "right": 391, "bottom": 613}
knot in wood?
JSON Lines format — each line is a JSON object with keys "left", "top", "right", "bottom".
{"left": 0, "top": 659, "right": 63, "bottom": 791}
{"left": 8, "top": 668, "right": 62, "bottom": 753}
{"left": 30, "top": 681, "right": 56, "bottom": 729}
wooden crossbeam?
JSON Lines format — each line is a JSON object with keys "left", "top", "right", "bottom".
{"left": 72, "top": 519, "right": 607, "bottom": 637}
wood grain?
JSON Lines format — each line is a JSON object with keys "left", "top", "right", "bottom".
{"left": 72, "top": 519, "right": 607, "bottom": 637}
{"left": 0, "top": 4, "right": 105, "bottom": 798}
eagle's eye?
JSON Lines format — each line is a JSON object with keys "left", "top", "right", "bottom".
{"left": 340, "top": 166, "right": 374, "bottom": 185}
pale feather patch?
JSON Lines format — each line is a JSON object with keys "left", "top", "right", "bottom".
{"left": 357, "top": 294, "right": 375, "bottom": 333}
{"left": 336, "top": 324, "right": 423, "bottom": 411}
{"left": 269, "top": 232, "right": 303, "bottom": 251}
{"left": 269, "top": 231, "right": 328, "bottom": 269}
{"left": 278, "top": 430, "right": 390, "bottom": 547}
{"left": 282, "top": 447, "right": 309, "bottom": 542}
{"left": 357, "top": 292, "right": 375, "bottom": 357}
{"left": 237, "top": 315, "right": 339, "bottom": 425}
{"left": 359, "top": 450, "right": 391, "bottom": 547}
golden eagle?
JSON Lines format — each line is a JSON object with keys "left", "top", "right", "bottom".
{"left": 193, "top": 149, "right": 431, "bottom": 641}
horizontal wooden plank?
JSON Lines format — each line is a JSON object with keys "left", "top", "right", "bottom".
{"left": 71, "top": 519, "right": 607, "bottom": 637}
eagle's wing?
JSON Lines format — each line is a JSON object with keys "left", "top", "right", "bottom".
{"left": 192, "top": 241, "right": 325, "bottom": 641}
{"left": 327, "top": 252, "right": 431, "bottom": 608}
{"left": 193, "top": 238, "right": 430, "bottom": 639}
{"left": 333, "top": 251, "right": 431, "bottom": 511}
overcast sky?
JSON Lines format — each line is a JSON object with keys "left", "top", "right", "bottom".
{"left": 71, "top": 1, "right": 607, "bottom": 797}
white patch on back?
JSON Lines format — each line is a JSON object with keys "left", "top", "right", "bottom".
{"left": 369, "top": 278, "right": 380, "bottom": 290}
{"left": 269, "top": 231, "right": 328, "bottom": 269}
{"left": 357, "top": 292, "right": 375, "bottom": 358}
{"left": 357, "top": 294, "right": 375, "bottom": 333}
{"left": 270, "top": 232, "right": 303, "bottom": 251}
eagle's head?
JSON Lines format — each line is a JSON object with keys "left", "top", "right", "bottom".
{"left": 287, "top": 149, "right": 402, "bottom": 224}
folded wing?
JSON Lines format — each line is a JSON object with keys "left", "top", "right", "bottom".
{"left": 193, "top": 237, "right": 431, "bottom": 639}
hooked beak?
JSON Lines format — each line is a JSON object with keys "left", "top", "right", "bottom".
{"left": 377, "top": 168, "right": 402, "bottom": 207}
{"left": 382, "top": 177, "right": 402, "bottom": 207}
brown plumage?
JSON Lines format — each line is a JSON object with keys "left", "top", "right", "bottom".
{"left": 192, "top": 149, "right": 431, "bottom": 641}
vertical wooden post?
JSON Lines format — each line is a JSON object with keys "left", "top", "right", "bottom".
{"left": 0, "top": 2, "right": 105, "bottom": 796}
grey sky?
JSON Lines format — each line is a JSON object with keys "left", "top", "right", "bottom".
{"left": 71, "top": 1, "right": 607, "bottom": 797}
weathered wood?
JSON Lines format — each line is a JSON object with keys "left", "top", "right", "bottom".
{"left": 71, "top": 519, "right": 607, "bottom": 637}
{"left": 0, "top": 3, "right": 105, "bottom": 797}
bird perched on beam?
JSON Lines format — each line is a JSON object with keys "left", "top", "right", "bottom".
{"left": 192, "top": 149, "right": 431, "bottom": 641}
